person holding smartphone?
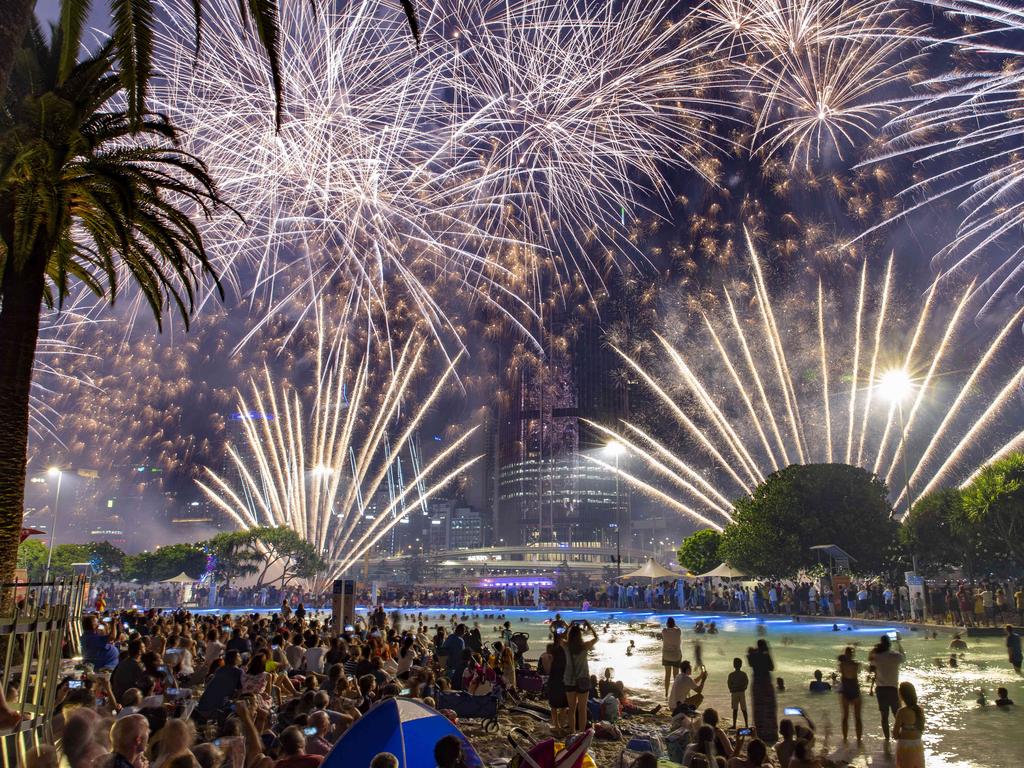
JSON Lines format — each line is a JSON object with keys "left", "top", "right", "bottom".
{"left": 869, "top": 633, "right": 905, "bottom": 741}
{"left": 563, "top": 620, "right": 599, "bottom": 734}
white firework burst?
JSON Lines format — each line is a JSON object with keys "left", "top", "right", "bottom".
{"left": 860, "top": 0, "right": 1024, "bottom": 313}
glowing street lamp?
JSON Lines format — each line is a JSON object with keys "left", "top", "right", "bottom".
{"left": 606, "top": 440, "right": 625, "bottom": 576}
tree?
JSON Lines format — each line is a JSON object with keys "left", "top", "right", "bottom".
{"left": 718, "top": 463, "right": 898, "bottom": 577}
{"left": 206, "top": 530, "right": 261, "bottom": 586}
{"left": 677, "top": 529, "right": 721, "bottom": 575}
{"left": 0, "top": 19, "right": 226, "bottom": 585}
{"left": 248, "top": 527, "right": 327, "bottom": 588}
{"left": 16, "top": 538, "right": 46, "bottom": 580}
{"left": 123, "top": 543, "right": 207, "bottom": 584}
{"left": 900, "top": 489, "right": 971, "bottom": 576}
{"left": 961, "top": 452, "right": 1024, "bottom": 569}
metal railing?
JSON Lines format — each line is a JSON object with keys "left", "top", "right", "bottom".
{"left": 0, "top": 577, "right": 87, "bottom": 765}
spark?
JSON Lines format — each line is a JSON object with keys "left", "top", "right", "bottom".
{"left": 197, "top": 312, "right": 481, "bottom": 586}
{"left": 857, "top": 0, "right": 1024, "bottom": 312}
{"left": 595, "top": 232, "right": 1024, "bottom": 520}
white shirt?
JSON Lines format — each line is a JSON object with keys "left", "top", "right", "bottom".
{"left": 285, "top": 643, "right": 306, "bottom": 670}
{"left": 668, "top": 672, "right": 697, "bottom": 710}
{"left": 870, "top": 648, "right": 905, "bottom": 688}
{"left": 305, "top": 646, "right": 326, "bottom": 674}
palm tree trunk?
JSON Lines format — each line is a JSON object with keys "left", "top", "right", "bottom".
{"left": 0, "top": 253, "right": 46, "bottom": 587}
{"left": 0, "top": 0, "right": 36, "bottom": 103}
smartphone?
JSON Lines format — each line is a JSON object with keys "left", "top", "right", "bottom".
{"left": 400, "top": 688, "right": 411, "bottom": 696}
{"left": 344, "top": 625, "right": 354, "bottom": 632}
{"left": 212, "top": 738, "right": 222, "bottom": 747}
{"left": 555, "top": 626, "right": 566, "bottom": 634}
{"left": 68, "top": 680, "right": 83, "bottom": 689}
{"left": 102, "top": 617, "right": 112, "bottom": 623}
{"left": 167, "top": 688, "right": 180, "bottom": 697}
{"left": 223, "top": 625, "right": 231, "bottom": 632}
{"left": 737, "top": 727, "right": 753, "bottom": 736}
{"left": 887, "top": 630, "right": 899, "bottom": 640}
{"left": 272, "top": 644, "right": 279, "bottom": 650}
{"left": 783, "top": 707, "right": 803, "bottom": 716}
{"left": 157, "top": 666, "right": 167, "bottom": 673}
{"left": 123, "top": 622, "right": 130, "bottom": 629}
{"left": 303, "top": 726, "right": 317, "bottom": 736}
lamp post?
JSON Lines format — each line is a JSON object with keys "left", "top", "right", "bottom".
{"left": 877, "top": 368, "right": 926, "bottom": 620}
{"left": 605, "top": 440, "right": 625, "bottom": 577}
{"left": 44, "top": 467, "right": 64, "bottom": 582}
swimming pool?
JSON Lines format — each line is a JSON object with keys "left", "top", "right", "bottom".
{"left": 377, "top": 607, "right": 1021, "bottom": 768}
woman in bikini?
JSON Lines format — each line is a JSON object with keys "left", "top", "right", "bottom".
{"left": 837, "top": 646, "right": 863, "bottom": 743}
{"left": 893, "top": 682, "right": 925, "bottom": 768}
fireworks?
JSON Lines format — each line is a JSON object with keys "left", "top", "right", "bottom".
{"left": 860, "top": 0, "right": 1024, "bottom": 311}
{"left": 591, "top": 231, "right": 1024, "bottom": 524}
{"left": 197, "top": 315, "right": 481, "bottom": 584}
{"left": 442, "top": 0, "right": 728, "bottom": 256}
{"left": 152, "top": 0, "right": 520, "bottom": 351}
{"left": 695, "top": 0, "right": 922, "bottom": 168}
{"left": 31, "top": 311, "right": 99, "bottom": 444}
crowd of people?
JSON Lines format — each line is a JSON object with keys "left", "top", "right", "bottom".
{"left": 87, "top": 577, "right": 1024, "bottom": 629}
{"left": 658, "top": 625, "right": 940, "bottom": 768}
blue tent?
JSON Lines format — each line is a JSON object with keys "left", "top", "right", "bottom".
{"left": 322, "top": 698, "right": 483, "bottom": 768}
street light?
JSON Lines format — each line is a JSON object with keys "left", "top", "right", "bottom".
{"left": 44, "top": 467, "right": 64, "bottom": 582}
{"left": 605, "top": 440, "right": 625, "bottom": 577}
{"left": 877, "top": 368, "right": 926, "bottom": 619}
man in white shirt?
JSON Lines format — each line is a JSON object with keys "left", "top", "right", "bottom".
{"left": 285, "top": 635, "right": 306, "bottom": 671}
{"left": 869, "top": 634, "right": 905, "bottom": 741}
{"left": 668, "top": 660, "right": 706, "bottom": 713}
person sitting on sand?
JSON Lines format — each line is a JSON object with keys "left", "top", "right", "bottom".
{"left": 727, "top": 738, "right": 768, "bottom": 768}
{"left": 774, "top": 718, "right": 796, "bottom": 768}
{"left": 788, "top": 738, "right": 821, "bottom": 768}
{"left": 808, "top": 670, "right": 831, "bottom": 693}
{"left": 683, "top": 725, "right": 726, "bottom": 768}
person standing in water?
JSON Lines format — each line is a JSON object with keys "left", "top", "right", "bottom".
{"left": 747, "top": 639, "right": 778, "bottom": 744}
{"left": 838, "top": 646, "right": 863, "bottom": 743}
{"left": 893, "top": 682, "right": 925, "bottom": 768}
{"left": 869, "top": 634, "right": 905, "bottom": 741}
{"left": 1005, "top": 625, "right": 1022, "bottom": 674}
{"left": 661, "top": 618, "right": 683, "bottom": 697}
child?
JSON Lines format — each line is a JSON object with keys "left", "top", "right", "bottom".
{"left": 727, "top": 657, "right": 749, "bottom": 728}
{"left": 995, "top": 687, "right": 1015, "bottom": 707}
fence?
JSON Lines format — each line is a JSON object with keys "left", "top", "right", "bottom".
{"left": 0, "top": 577, "right": 87, "bottom": 765}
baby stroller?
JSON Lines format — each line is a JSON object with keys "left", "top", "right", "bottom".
{"left": 508, "top": 727, "right": 595, "bottom": 768}
{"left": 510, "top": 632, "right": 530, "bottom": 665}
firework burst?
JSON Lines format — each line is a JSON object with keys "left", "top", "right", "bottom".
{"left": 696, "top": 0, "right": 922, "bottom": 168}
{"left": 859, "top": 0, "right": 1024, "bottom": 313}
{"left": 197, "top": 314, "right": 481, "bottom": 586}
{"left": 152, "top": 0, "right": 529, "bottom": 351}
{"left": 441, "top": 0, "right": 730, "bottom": 261}
{"left": 591, "top": 230, "right": 1024, "bottom": 525}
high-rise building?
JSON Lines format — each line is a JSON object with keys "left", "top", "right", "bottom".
{"left": 495, "top": 315, "right": 631, "bottom": 546}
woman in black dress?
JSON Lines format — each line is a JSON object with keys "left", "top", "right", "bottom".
{"left": 547, "top": 631, "right": 569, "bottom": 733}
{"left": 747, "top": 638, "right": 778, "bottom": 744}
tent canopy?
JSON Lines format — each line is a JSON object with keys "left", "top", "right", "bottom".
{"left": 621, "top": 558, "right": 678, "bottom": 581}
{"left": 323, "top": 698, "right": 482, "bottom": 768}
{"left": 697, "top": 562, "right": 746, "bottom": 579}
{"left": 161, "top": 572, "right": 197, "bottom": 584}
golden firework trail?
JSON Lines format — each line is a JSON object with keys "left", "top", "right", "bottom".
{"left": 595, "top": 231, "right": 1024, "bottom": 521}
{"left": 197, "top": 315, "right": 481, "bottom": 586}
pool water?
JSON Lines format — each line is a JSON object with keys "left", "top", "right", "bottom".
{"left": 381, "top": 608, "right": 1022, "bottom": 768}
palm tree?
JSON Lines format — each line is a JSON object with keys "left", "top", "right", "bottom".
{"left": 0, "top": 18, "right": 227, "bottom": 585}
{"left": 0, "top": 0, "right": 421, "bottom": 129}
